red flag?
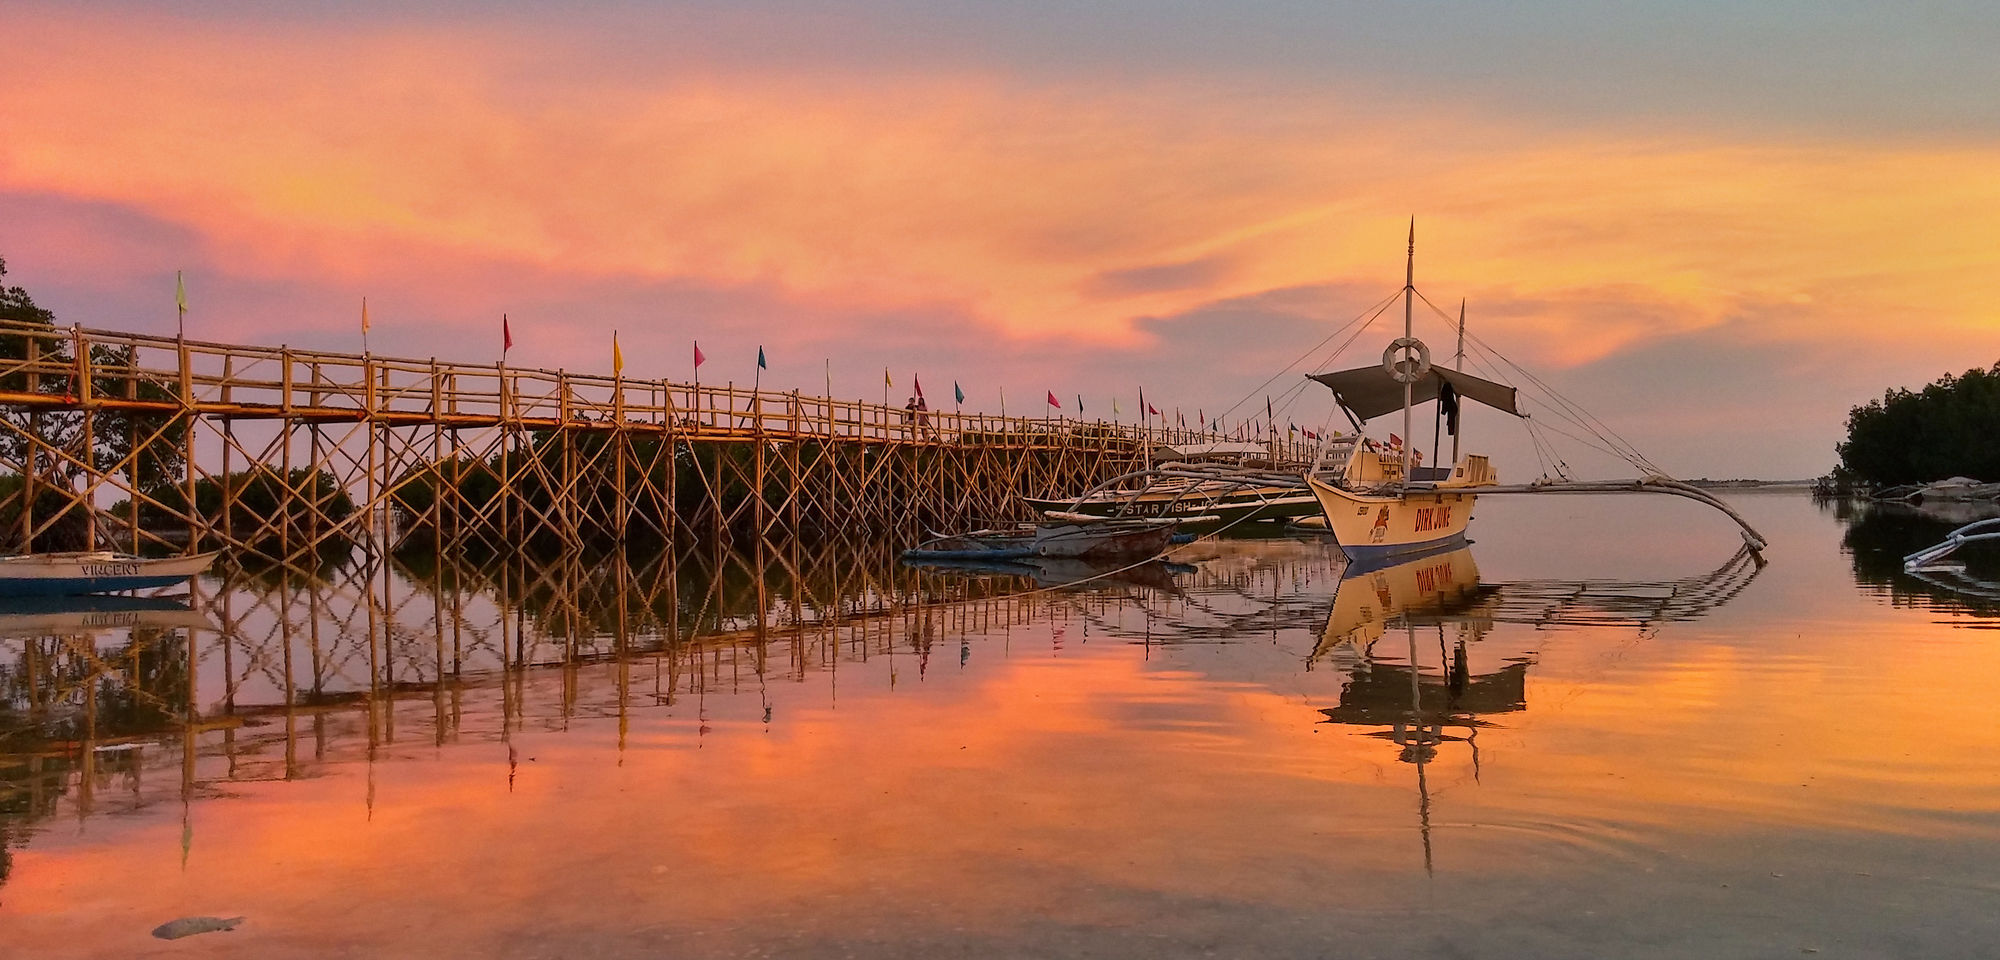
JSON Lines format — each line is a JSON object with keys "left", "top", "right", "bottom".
{"left": 1389, "top": 432, "right": 1403, "bottom": 446}
{"left": 915, "top": 375, "right": 924, "bottom": 400}
{"left": 503, "top": 314, "right": 513, "bottom": 353}
{"left": 1148, "top": 404, "right": 1160, "bottom": 416}
{"left": 1199, "top": 410, "right": 1204, "bottom": 426}
{"left": 1046, "top": 390, "right": 1061, "bottom": 409}
{"left": 694, "top": 341, "right": 706, "bottom": 369}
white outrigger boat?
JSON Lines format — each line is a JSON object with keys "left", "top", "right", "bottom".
{"left": 0, "top": 551, "right": 218, "bottom": 598}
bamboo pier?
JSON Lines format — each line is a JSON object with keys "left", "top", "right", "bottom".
{"left": 0, "top": 320, "right": 1315, "bottom": 568}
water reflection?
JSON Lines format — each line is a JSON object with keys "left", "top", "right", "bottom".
{"left": 1833, "top": 497, "right": 2000, "bottom": 615}
{"left": 0, "top": 537, "right": 1177, "bottom": 894}
{"left": 1298, "top": 542, "right": 1764, "bottom": 873}
{"left": 21, "top": 497, "right": 2000, "bottom": 958}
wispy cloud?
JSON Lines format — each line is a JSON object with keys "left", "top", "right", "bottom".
{"left": 4, "top": 6, "right": 1998, "bottom": 476}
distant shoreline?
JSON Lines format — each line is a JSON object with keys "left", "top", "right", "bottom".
{"left": 1682, "top": 479, "right": 1819, "bottom": 490}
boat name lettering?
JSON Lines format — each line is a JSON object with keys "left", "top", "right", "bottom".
{"left": 82, "top": 612, "right": 142, "bottom": 627}
{"left": 82, "top": 562, "right": 142, "bottom": 577}
{"left": 1413, "top": 504, "right": 1453, "bottom": 534}
{"left": 1414, "top": 561, "right": 1455, "bottom": 594}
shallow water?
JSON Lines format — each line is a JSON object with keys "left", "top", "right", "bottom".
{"left": 6, "top": 493, "right": 2000, "bottom": 959}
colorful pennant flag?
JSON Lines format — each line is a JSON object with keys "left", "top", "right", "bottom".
{"left": 757, "top": 346, "right": 767, "bottom": 370}
{"left": 613, "top": 331, "right": 624, "bottom": 377}
{"left": 361, "top": 297, "right": 371, "bottom": 334}
{"left": 915, "top": 375, "right": 925, "bottom": 400}
{"left": 503, "top": 314, "right": 513, "bottom": 353}
{"left": 1148, "top": 403, "right": 1160, "bottom": 416}
{"left": 695, "top": 341, "right": 706, "bottom": 369}
{"left": 1112, "top": 396, "right": 1121, "bottom": 416}
{"left": 954, "top": 381, "right": 964, "bottom": 404}
{"left": 885, "top": 368, "right": 893, "bottom": 388}
{"left": 1046, "top": 390, "right": 1061, "bottom": 409}
{"left": 174, "top": 271, "right": 187, "bottom": 329}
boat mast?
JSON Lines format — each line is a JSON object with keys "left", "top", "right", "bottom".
{"left": 1401, "top": 219, "right": 1415, "bottom": 485}
{"left": 1450, "top": 298, "right": 1464, "bottom": 466}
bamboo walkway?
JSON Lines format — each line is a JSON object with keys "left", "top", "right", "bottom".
{"left": 0, "top": 320, "right": 1314, "bottom": 568}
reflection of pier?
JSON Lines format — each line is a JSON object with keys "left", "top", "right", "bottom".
{"left": 0, "top": 538, "right": 1152, "bottom": 882}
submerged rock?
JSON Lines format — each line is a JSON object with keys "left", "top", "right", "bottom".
{"left": 151, "top": 916, "right": 246, "bottom": 940}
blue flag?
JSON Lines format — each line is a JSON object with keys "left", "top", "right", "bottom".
{"left": 954, "top": 381, "right": 964, "bottom": 404}
{"left": 757, "top": 346, "right": 767, "bottom": 370}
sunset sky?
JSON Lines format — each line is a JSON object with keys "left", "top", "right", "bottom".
{"left": 4, "top": 2, "right": 1996, "bottom": 478}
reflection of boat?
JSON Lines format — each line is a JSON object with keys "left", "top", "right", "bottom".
{"left": 1312, "top": 542, "right": 1765, "bottom": 665}
{"left": 0, "top": 551, "right": 218, "bottom": 597}
{"left": 1309, "top": 542, "right": 1760, "bottom": 874}
{"left": 0, "top": 595, "right": 214, "bottom": 638}
{"left": 903, "top": 518, "right": 1181, "bottom": 562}
{"left": 1317, "top": 543, "right": 1486, "bottom": 653}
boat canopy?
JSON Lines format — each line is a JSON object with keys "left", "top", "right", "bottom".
{"left": 1307, "top": 365, "right": 1525, "bottom": 422}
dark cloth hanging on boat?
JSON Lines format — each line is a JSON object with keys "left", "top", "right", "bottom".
{"left": 1306, "top": 365, "right": 1523, "bottom": 422}
{"left": 1439, "top": 381, "right": 1460, "bottom": 436}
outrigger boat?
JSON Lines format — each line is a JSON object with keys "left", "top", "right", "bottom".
{"left": 1023, "top": 470, "right": 1323, "bottom": 526}
{"left": 1038, "top": 225, "right": 1772, "bottom": 557}
{"left": 0, "top": 551, "right": 218, "bottom": 598}
{"left": 1301, "top": 225, "right": 1526, "bottom": 560}
{"left": 903, "top": 516, "right": 1190, "bottom": 563}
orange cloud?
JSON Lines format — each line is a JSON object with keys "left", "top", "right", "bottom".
{"left": 3, "top": 9, "right": 1998, "bottom": 369}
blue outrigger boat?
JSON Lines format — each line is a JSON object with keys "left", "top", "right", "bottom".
{"left": 0, "top": 551, "right": 218, "bottom": 597}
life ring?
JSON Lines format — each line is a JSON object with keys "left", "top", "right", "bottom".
{"left": 1383, "top": 337, "right": 1431, "bottom": 383}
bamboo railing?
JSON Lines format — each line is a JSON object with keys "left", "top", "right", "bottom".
{"left": 0, "top": 320, "right": 1318, "bottom": 566}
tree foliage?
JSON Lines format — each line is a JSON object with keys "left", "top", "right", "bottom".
{"left": 0, "top": 258, "right": 188, "bottom": 548}
{"left": 1836, "top": 362, "right": 2000, "bottom": 486}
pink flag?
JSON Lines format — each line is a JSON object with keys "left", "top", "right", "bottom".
{"left": 1046, "top": 390, "right": 1061, "bottom": 409}
{"left": 915, "top": 375, "right": 925, "bottom": 400}
{"left": 694, "top": 342, "right": 706, "bottom": 369}
{"left": 503, "top": 314, "right": 513, "bottom": 353}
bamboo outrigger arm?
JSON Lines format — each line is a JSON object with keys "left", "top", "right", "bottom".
{"left": 1474, "top": 476, "right": 1769, "bottom": 552}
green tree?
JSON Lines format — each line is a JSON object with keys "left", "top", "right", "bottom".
{"left": 0, "top": 258, "right": 188, "bottom": 548}
{"left": 1836, "top": 363, "right": 2000, "bottom": 486}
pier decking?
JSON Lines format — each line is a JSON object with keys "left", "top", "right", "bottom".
{"left": 0, "top": 320, "right": 1313, "bottom": 571}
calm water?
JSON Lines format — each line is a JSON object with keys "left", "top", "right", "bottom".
{"left": 6, "top": 493, "right": 2000, "bottom": 958}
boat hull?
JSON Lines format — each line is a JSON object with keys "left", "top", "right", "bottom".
{"left": 1305, "top": 476, "right": 1477, "bottom": 561}
{"left": 1023, "top": 491, "right": 1321, "bottom": 526}
{"left": 1030, "top": 521, "right": 1177, "bottom": 559}
{"left": 0, "top": 552, "right": 217, "bottom": 598}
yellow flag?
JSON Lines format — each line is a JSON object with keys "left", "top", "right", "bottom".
{"left": 175, "top": 271, "right": 187, "bottom": 316}
{"left": 884, "top": 367, "right": 892, "bottom": 388}
{"left": 361, "top": 296, "right": 371, "bottom": 334}
{"left": 613, "top": 331, "right": 624, "bottom": 377}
